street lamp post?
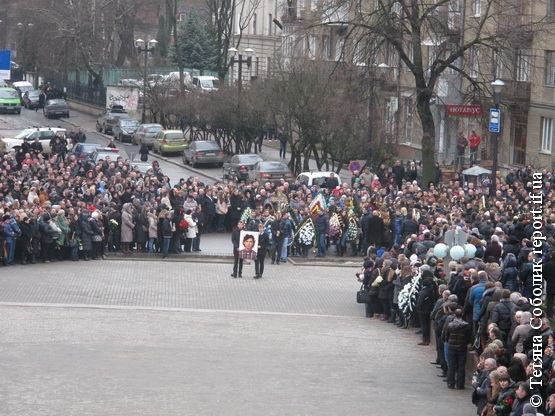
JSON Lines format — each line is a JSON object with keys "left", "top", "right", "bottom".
{"left": 490, "top": 79, "right": 505, "bottom": 197}
{"left": 17, "top": 22, "right": 33, "bottom": 71}
{"left": 135, "top": 38, "right": 157, "bottom": 123}
{"left": 368, "top": 63, "right": 389, "bottom": 161}
{"left": 227, "top": 47, "right": 255, "bottom": 96}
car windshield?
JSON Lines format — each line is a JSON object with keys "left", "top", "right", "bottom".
{"left": 146, "top": 126, "right": 162, "bottom": 133}
{"left": 28, "top": 91, "right": 40, "bottom": 98}
{"left": 165, "top": 132, "right": 184, "bottom": 141}
{"left": 48, "top": 100, "right": 67, "bottom": 106}
{"left": 121, "top": 119, "right": 139, "bottom": 126}
{"left": 200, "top": 79, "right": 218, "bottom": 89}
{"left": 261, "top": 162, "right": 288, "bottom": 171}
{"left": 238, "top": 155, "right": 263, "bottom": 164}
{"left": 14, "top": 130, "right": 33, "bottom": 139}
{"left": 196, "top": 142, "right": 220, "bottom": 150}
{"left": 0, "top": 89, "right": 18, "bottom": 99}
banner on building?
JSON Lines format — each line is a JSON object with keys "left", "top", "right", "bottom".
{"left": 0, "top": 50, "right": 11, "bottom": 81}
{"left": 446, "top": 104, "right": 482, "bottom": 117}
{"left": 106, "top": 86, "right": 139, "bottom": 111}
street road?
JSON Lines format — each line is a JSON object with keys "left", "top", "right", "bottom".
{"left": 0, "top": 107, "right": 217, "bottom": 185}
{"left": 0, "top": 260, "right": 476, "bottom": 416}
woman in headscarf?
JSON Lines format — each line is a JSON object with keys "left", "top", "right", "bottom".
{"left": 120, "top": 202, "right": 135, "bottom": 255}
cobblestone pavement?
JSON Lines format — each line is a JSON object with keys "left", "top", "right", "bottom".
{"left": 0, "top": 261, "right": 476, "bottom": 415}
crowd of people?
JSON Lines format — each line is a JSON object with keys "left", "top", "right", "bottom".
{"left": 2, "top": 121, "right": 555, "bottom": 412}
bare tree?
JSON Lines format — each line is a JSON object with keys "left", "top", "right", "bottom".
{"left": 319, "top": 0, "right": 548, "bottom": 185}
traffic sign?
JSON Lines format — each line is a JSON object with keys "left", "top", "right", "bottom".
{"left": 489, "top": 108, "right": 501, "bottom": 133}
{"left": 0, "top": 50, "right": 11, "bottom": 81}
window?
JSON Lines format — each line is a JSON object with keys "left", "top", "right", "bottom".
{"left": 335, "top": 37, "right": 345, "bottom": 61}
{"left": 353, "top": 42, "right": 365, "bottom": 66}
{"left": 307, "top": 35, "right": 316, "bottom": 60}
{"left": 252, "top": 13, "right": 257, "bottom": 35}
{"left": 322, "top": 35, "right": 331, "bottom": 60}
{"left": 492, "top": 50, "right": 504, "bottom": 79}
{"left": 268, "top": 14, "right": 273, "bottom": 35}
{"left": 469, "top": 46, "right": 479, "bottom": 78}
{"left": 545, "top": 51, "right": 555, "bottom": 85}
{"left": 448, "top": 0, "right": 460, "bottom": 29}
{"left": 385, "top": 97, "right": 398, "bottom": 135}
{"left": 403, "top": 97, "right": 413, "bottom": 143}
{"left": 516, "top": 49, "right": 532, "bottom": 81}
{"left": 549, "top": 0, "right": 555, "bottom": 18}
{"left": 472, "top": 0, "right": 481, "bottom": 16}
{"left": 541, "top": 117, "right": 553, "bottom": 153}
{"left": 177, "top": 12, "right": 187, "bottom": 22}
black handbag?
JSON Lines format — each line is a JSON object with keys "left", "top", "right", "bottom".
{"left": 357, "top": 285, "right": 371, "bottom": 304}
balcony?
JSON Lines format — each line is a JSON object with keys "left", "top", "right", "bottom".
{"left": 497, "top": 14, "right": 534, "bottom": 45}
{"left": 501, "top": 80, "right": 531, "bottom": 107}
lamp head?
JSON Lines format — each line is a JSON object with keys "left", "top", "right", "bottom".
{"left": 135, "top": 38, "right": 145, "bottom": 49}
{"left": 244, "top": 47, "right": 255, "bottom": 57}
{"left": 491, "top": 79, "right": 505, "bottom": 94}
{"left": 228, "top": 47, "right": 238, "bottom": 57}
{"left": 148, "top": 39, "right": 158, "bottom": 49}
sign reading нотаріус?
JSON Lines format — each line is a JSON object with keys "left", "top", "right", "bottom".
{"left": 446, "top": 104, "right": 483, "bottom": 117}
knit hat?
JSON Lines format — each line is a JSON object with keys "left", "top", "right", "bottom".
{"left": 522, "top": 403, "right": 536, "bottom": 415}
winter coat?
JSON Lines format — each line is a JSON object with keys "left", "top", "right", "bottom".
{"left": 491, "top": 299, "right": 515, "bottom": 333}
{"left": 78, "top": 216, "right": 94, "bottom": 251}
{"left": 148, "top": 215, "right": 158, "bottom": 239}
{"left": 55, "top": 215, "right": 70, "bottom": 246}
{"left": 484, "top": 242, "right": 502, "bottom": 262}
{"left": 501, "top": 253, "right": 519, "bottom": 292}
{"left": 442, "top": 317, "right": 471, "bottom": 351}
{"left": 184, "top": 214, "right": 197, "bottom": 239}
{"left": 134, "top": 212, "right": 148, "bottom": 244}
{"left": 121, "top": 203, "right": 135, "bottom": 243}
{"left": 160, "top": 218, "right": 173, "bottom": 238}
{"left": 366, "top": 215, "right": 385, "bottom": 246}
{"left": 493, "top": 385, "right": 515, "bottom": 416}
{"left": 315, "top": 214, "right": 329, "bottom": 234}
{"left": 468, "top": 281, "right": 486, "bottom": 322}
{"left": 415, "top": 278, "right": 437, "bottom": 315}
{"left": 545, "top": 258, "right": 555, "bottom": 295}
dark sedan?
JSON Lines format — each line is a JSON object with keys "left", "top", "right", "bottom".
{"left": 22, "top": 90, "right": 41, "bottom": 109}
{"left": 182, "top": 140, "right": 225, "bottom": 168}
{"left": 222, "top": 153, "right": 263, "bottom": 182}
{"left": 113, "top": 118, "right": 140, "bottom": 142}
{"left": 250, "top": 161, "right": 294, "bottom": 184}
{"left": 43, "top": 99, "right": 69, "bottom": 118}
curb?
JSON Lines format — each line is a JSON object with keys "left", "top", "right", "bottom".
{"left": 104, "top": 253, "right": 234, "bottom": 263}
{"left": 288, "top": 258, "right": 361, "bottom": 268}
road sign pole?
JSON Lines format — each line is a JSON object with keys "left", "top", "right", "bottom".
{"left": 489, "top": 104, "right": 501, "bottom": 197}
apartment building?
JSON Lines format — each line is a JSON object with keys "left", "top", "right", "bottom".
{"left": 230, "top": 0, "right": 282, "bottom": 83}
{"left": 275, "top": 0, "right": 555, "bottom": 169}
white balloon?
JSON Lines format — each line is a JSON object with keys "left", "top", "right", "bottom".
{"left": 464, "top": 244, "right": 477, "bottom": 258}
{"left": 433, "top": 243, "right": 448, "bottom": 259}
{"left": 450, "top": 245, "right": 465, "bottom": 261}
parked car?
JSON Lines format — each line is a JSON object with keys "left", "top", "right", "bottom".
{"left": 22, "top": 89, "right": 41, "bottom": 109}
{"left": 1, "top": 127, "right": 67, "bottom": 153}
{"left": 0, "top": 87, "right": 21, "bottom": 114}
{"left": 222, "top": 153, "right": 263, "bottom": 182}
{"left": 112, "top": 118, "right": 140, "bottom": 142}
{"left": 132, "top": 123, "right": 163, "bottom": 146}
{"left": 12, "top": 81, "right": 34, "bottom": 101}
{"left": 182, "top": 140, "right": 224, "bottom": 167}
{"left": 192, "top": 76, "right": 219, "bottom": 92}
{"left": 71, "top": 143, "right": 99, "bottom": 161}
{"left": 96, "top": 105, "right": 129, "bottom": 134}
{"left": 296, "top": 171, "right": 343, "bottom": 187}
{"left": 152, "top": 130, "right": 188, "bottom": 156}
{"left": 91, "top": 147, "right": 121, "bottom": 163}
{"left": 250, "top": 161, "right": 294, "bottom": 184}
{"left": 43, "top": 99, "right": 69, "bottom": 118}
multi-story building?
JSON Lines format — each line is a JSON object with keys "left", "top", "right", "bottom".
{"left": 276, "top": 0, "right": 555, "bottom": 169}
{"left": 230, "top": 0, "right": 282, "bottom": 82}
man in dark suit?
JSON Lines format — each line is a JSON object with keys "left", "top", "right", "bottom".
{"left": 255, "top": 223, "right": 270, "bottom": 279}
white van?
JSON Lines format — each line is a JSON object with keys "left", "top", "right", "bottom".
{"left": 162, "top": 71, "right": 192, "bottom": 89}
{"left": 296, "top": 171, "right": 343, "bottom": 187}
{"left": 192, "top": 76, "right": 219, "bottom": 92}
{"left": 12, "top": 81, "right": 34, "bottom": 96}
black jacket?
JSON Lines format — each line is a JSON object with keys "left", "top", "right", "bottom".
{"left": 443, "top": 317, "right": 471, "bottom": 351}
{"left": 545, "top": 258, "right": 555, "bottom": 295}
{"left": 416, "top": 278, "right": 437, "bottom": 315}
{"left": 231, "top": 228, "right": 241, "bottom": 249}
{"left": 491, "top": 299, "right": 515, "bottom": 332}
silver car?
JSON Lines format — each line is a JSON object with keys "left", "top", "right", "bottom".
{"left": 250, "top": 161, "right": 294, "bottom": 184}
{"left": 182, "top": 140, "right": 224, "bottom": 168}
{"left": 132, "top": 123, "right": 163, "bottom": 146}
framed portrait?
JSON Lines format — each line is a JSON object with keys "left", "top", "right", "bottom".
{"left": 239, "top": 230, "right": 258, "bottom": 259}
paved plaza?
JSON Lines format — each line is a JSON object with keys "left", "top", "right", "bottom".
{"left": 0, "top": 260, "right": 475, "bottom": 415}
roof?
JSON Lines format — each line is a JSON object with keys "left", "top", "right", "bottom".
{"left": 462, "top": 166, "right": 492, "bottom": 176}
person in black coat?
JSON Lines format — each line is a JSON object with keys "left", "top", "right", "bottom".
{"left": 231, "top": 220, "right": 244, "bottom": 278}
{"left": 19, "top": 216, "right": 35, "bottom": 264}
{"left": 139, "top": 142, "right": 149, "bottom": 161}
{"left": 255, "top": 223, "right": 270, "bottom": 279}
{"left": 415, "top": 271, "right": 438, "bottom": 345}
{"left": 545, "top": 253, "right": 555, "bottom": 318}
{"left": 365, "top": 212, "right": 385, "bottom": 249}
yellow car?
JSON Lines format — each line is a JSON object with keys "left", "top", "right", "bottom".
{"left": 152, "top": 130, "right": 189, "bottom": 156}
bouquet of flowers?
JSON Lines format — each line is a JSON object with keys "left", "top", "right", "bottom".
{"left": 240, "top": 207, "right": 253, "bottom": 223}
{"left": 296, "top": 219, "right": 315, "bottom": 246}
{"left": 328, "top": 213, "right": 342, "bottom": 238}
{"left": 108, "top": 219, "right": 119, "bottom": 232}
{"left": 347, "top": 218, "right": 359, "bottom": 242}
